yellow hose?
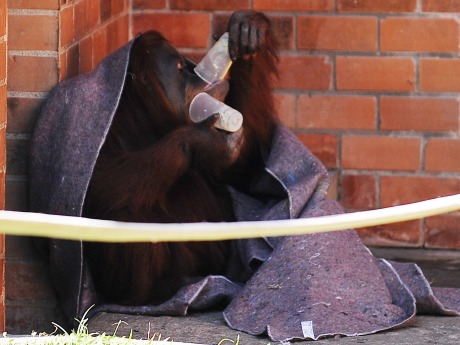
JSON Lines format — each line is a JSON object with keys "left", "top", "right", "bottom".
{"left": 0, "top": 194, "right": 458, "bottom": 243}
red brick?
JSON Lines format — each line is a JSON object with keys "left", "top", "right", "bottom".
{"left": 270, "top": 16, "right": 295, "bottom": 51}
{"left": 380, "top": 175, "right": 460, "bottom": 207}
{"left": 87, "top": 0, "right": 100, "bottom": 31}
{"left": 340, "top": 174, "right": 377, "bottom": 210}
{"left": 7, "top": 304, "right": 65, "bottom": 335}
{"left": 106, "top": 14, "right": 129, "bottom": 55}
{"left": 425, "top": 213, "right": 460, "bottom": 249}
{"left": 254, "top": 0, "right": 333, "bottom": 11}
{"left": 6, "top": 236, "right": 39, "bottom": 261}
{"left": 337, "top": 56, "right": 415, "bottom": 91}
{"left": 422, "top": 0, "right": 460, "bottom": 12}
{"left": 0, "top": 170, "right": 4, "bottom": 211}
{"left": 7, "top": 0, "right": 59, "bottom": 9}
{"left": 0, "top": 261, "right": 3, "bottom": 332}
{"left": 6, "top": 97, "right": 43, "bottom": 133}
{"left": 59, "top": 51, "right": 67, "bottom": 81}
{"left": 92, "top": 26, "right": 108, "bottom": 67}
{"left": 0, "top": 235, "right": 4, "bottom": 256}
{"left": 5, "top": 179, "right": 28, "bottom": 211}
{"left": 0, "top": 303, "right": 4, "bottom": 332}
{"left": 338, "top": 0, "right": 416, "bottom": 12}
{"left": 0, "top": 41, "right": 5, "bottom": 80}
{"left": 298, "top": 16, "right": 377, "bottom": 51}
{"left": 213, "top": 14, "right": 233, "bottom": 39}
{"left": 60, "top": 5, "right": 74, "bottom": 47}
{"left": 100, "top": 0, "right": 111, "bottom": 22}
{"left": 6, "top": 261, "right": 56, "bottom": 300}
{"left": 8, "top": 55, "right": 58, "bottom": 92}
{"left": 0, "top": 1, "right": 5, "bottom": 37}
{"left": 276, "top": 55, "right": 331, "bottom": 90}
{"left": 111, "top": 0, "right": 125, "bottom": 15}
{"left": 0, "top": 129, "right": 5, "bottom": 168}
{"left": 9, "top": 14, "right": 58, "bottom": 51}
{"left": 273, "top": 93, "right": 295, "bottom": 128}
{"left": 380, "top": 97, "right": 459, "bottom": 132}
{"left": 213, "top": 15, "right": 294, "bottom": 51}
{"left": 420, "top": 59, "right": 460, "bottom": 92}
{"left": 212, "top": 14, "right": 294, "bottom": 50}
{"left": 298, "top": 95, "right": 376, "bottom": 130}
{"left": 6, "top": 137, "right": 29, "bottom": 175}
{"left": 66, "top": 43, "right": 80, "bottom": 79}
{"left": 132, "top": 0, "right": 165, "bottom": 9}
{"left": 328, "top": 172, "right": 338, "bottom": 200}
{"left": 132, "top": 13, "right": 210, "bottom": 48}
{"left": 426, "top": 139, "right": 460, "bottom": 173}
{"left": 381, "top": 18, "right": 458, "bottom": 53}
{"left": 342, "top": 135, "right": 421, "bottom": 171}
{"left": 74, "top": 0, "right": 88, "bottom": 41}
{"left": 296, "top": 133, "right": 338, "bottom": 168}
{"left": 171, "top": 0, "right": 249, "bottom": 10}
{"left": 0, "top": 87, "right": 5, "bottom": 124}
{"left": 79, "top": 35, "right": 93, "bottom": 74}
{"left": 357, "top": 220, "right": 422, "bottom": 247}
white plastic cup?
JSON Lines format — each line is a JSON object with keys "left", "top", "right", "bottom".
{"left": 189, "top": 92, "right": 243, "bottom": 132}
{"left": 194, "top": 32, "right": 232, "bottom": 84}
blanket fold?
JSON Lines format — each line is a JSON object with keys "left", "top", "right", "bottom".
{"left": 29, "top": 38, "right": 459, "bottom": 342}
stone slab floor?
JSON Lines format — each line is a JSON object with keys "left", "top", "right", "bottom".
{"left": 88, "top": 248, "right": 460, "bottom": 344}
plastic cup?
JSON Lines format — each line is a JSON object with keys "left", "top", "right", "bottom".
{"left": 189, "top": 92, "right": 243, "bottom": 132}
{"left": 194, "top": 32, "right": 232, "bottom": 84}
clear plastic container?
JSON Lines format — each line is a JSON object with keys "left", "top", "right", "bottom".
{"left": 194, "top": 32, "right": 232, "bottom": 84}
{"left": 189, "top": 92, "right": 243, "bottom": 132}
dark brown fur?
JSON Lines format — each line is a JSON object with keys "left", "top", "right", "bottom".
{"left": 83, "top": 11, "right": 279, "bottom": 305}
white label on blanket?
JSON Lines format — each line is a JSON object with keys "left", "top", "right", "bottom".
{"left": 301, "top": 320, "right": 315, "bottom": 339}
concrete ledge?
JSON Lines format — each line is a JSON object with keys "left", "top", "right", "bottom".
{"left": 370, "top": 247, "right": 460, "bottom": 288}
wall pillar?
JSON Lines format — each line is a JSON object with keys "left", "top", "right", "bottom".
{"left": 0, "top": 0, "right": 7, "bottom": 333}
{"left": 5, "top": 0, "right": 130, "bottom": 333}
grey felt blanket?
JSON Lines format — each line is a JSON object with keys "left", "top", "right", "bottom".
{"left": 29, "top": 38, "right": 460, "bottom": 342}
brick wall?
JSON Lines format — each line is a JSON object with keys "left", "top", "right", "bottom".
{"left": 7, "top": 1, "right": 60, "bottom": 332}
{"left": 131, "top": 0, "right": 460, "bottom": 249}
{"left": 2, "top": 0, "right": 460, "bottom": 334}
{"left": 59, "top": 0, "right": 130, "bottom": 80}
{"left": 0, "top": 0, "right": 6, "bottom": 333}
{"left": 6, "top": 0, "right": 130, "bottom": 333}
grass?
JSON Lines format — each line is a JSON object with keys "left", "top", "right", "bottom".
{"left": 0, "top": 309, "right": 244, "bottom": 345}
